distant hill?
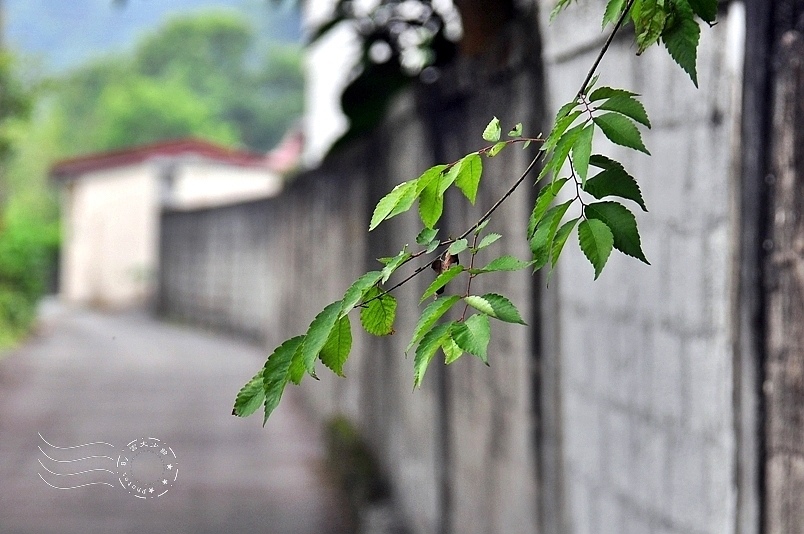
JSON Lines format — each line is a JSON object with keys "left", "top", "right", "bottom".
{"left": 5, "top": 0, "right": 301, "bottom": 72}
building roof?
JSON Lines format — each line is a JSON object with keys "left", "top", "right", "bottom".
{"left": 50, "top": 138, "right": 272, "bottom": 179}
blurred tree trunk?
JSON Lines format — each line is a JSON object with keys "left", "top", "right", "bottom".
{"left": 764, "top": 3, "right": 804, "bottom": 534}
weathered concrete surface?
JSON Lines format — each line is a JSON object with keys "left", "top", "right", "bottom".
{"left": 0, "top": 301, "right": 350, "bottom": 534}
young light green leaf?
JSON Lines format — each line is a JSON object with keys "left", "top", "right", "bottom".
{"left": 369, "top": 180, "right": 418, "bottom": 231}
{"left": 578, "top": 218, "right": 614, "bottom": 279}
{"left": 474, "top": 219, "right": 491, "bottom": 235}
{"left": 572, "top": 124, "right": 594, "bottom": 184}
{"left": 448, "top": 239, "right": 468, "bottom": 256}
{"left": 483, "top": 117, "right": 502, "bottom": 142}
{"left": 416, "top": 227, "right": 439, "bottom": 246}
{"left": 420, "top": 265, "right": 464, "bottom": 302}
{"left": 603, "top": 0, "right": 627, "bottom": 27}
{"left": 340, "top": 271, "right": 383, "bottom": 315}
{"left": 530, "top": 200, "right": 573, "bottom": 270}
{"left": 406, "top": 295, "right": 461, "bottom": 353}
{"left": 662, "top": 8, "right": 701, "bottom": 87}
{"left": 585, "top": 201, "right": 650, "bottom": 264}
{"left": 596, "top": 94, "right": 651, "bottom": 128}
{"left": 688, "top": 0, "right": 717, "bottom": 23}
{"left": 586, "top": 155, "right": 647, "bottom": 211}
{"left": 528, "top": 178, "right": 569, "bottom": 239}
{"left": 419, "top": 174, "right": 444, "bottom": 229}
{"left": 414, "top": 322, "right": 453, "bottom": 388}
{"left": 588, "top": 86, "right": 639, "bottom": 102}
{"left": 455, "top": 153, "right": 483, "bottom": 204}
{"left": 360, "top": 286, "right": 397, "bottom": 336}
{"left": 593, "top": 113, "right": 650, "bottom": 155}
{"left": 263, "top": 335, "right": 305, "bottom": 423}
{"left": 442, "top": 336, "right": 464, "bottom": 364}
{"left": 414, "top": 164, "right": 448, "bottom": 194}
{"left": 549, "top": 0, "right": 574, "bottom": 21}
{"left": 320, "top": 315, "right": 352, "bottom": 377}
{"left": 474, "top": 255, "right": 531, "bottom": 274}
{"left": 477, "top": 233, "right": 502, "bottom": 250}
{"left": 583, "top": 74, "right": 600, "bottom": 95}
{"left": 233, "top": 370, "right": 265, "bottom": 418}
{"left": 464, "top": 293, "right": 526, "bottom": 325}
{"left": 488, "top": 142, "right": 507, "bottom": 157}
{"left": 507, "top": 123, "right": 523, "bottom": 137}
{"left": 300, "top": 301, "right": 342, "bottom": 376}
{"left": 380, "top": 250, "right": 412, "bottom": 283}
{"left": 426, "top": 240, "right": 441, "bottom": 254}
{"left": 451, "top": 314, "right": 491, "bottom": 364}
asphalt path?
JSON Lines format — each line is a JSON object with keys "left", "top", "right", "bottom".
{"left": 0, "top": 301, "right": 350, "bottom": 534}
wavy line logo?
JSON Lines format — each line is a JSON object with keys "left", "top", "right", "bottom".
{"left": 37, "top": 433, "right": 178, "bottom": 499}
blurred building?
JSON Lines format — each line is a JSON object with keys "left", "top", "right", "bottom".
{"left": 50, "top": 138, "right": 291, "bottom": 309}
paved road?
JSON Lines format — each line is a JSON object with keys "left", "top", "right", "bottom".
{"left": 0, "top": 302, "right": 350, "bottom": 534}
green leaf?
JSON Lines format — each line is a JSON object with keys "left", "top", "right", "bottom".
{"left": 633, "top": 0, "right": 668, "bottom": 54}
{"left": 688, "top": 0, "right": 717, "bottom": 23}
{"left": 426, "top": 240, "right": 441, "bottom": 254}
{"left": 528, "top": 178, "right": 569, "bottom": 239}
{"left": 593, "top": 113, "right": 650, "bottom": 155}
{"left": 233, "top": 371, "right": 265, "bottom": 418}
{"left": 360, "top": 286, "right": 397, "bottom": 336}
{"left": 455, "top": 153, "right": 483, "bottom": 204}
{"left": 603, "top": 0, "right": 627, "bottom": 27}
{"left": 406, "top": 295, "right": 461, "bottom": 353}
{"left": 508, "top": 123, "right": 523, "bottom": 137}
{"left": 419, "top": 175, "right": 444, "bottom": 229}
{"left": 464, "top": 293, "right": 526, "bottom": 325}
{"left": 262, "top": 335, "right": 305, "bottom": 423}
{"left": 483, "top": 117, "right": 502, "bottom": 142}
{"left": 541, "top": 110, "right": 582, "bottom": 155}
{"left": 416, "top": 227, "right": 439, "bottom": 246}
{"left": 369, "top": 180, "right": 418, "bottom": 231}
{"left": 474, "top": 219, "right": 490, "bottom": 235}
{"left": 288, "top": 341, "right": 306, "bottom": 385}
{"left": 586, "top": 155, "right": 647, "bottom": 211}
{"left": 596, "top": 94, "right": 651, "bottom": 128}
{"left": 380, "top": 250, "right": 412, "bottom": 283}
{"left": 662, "top": 7, "right": 701, "bottom": 87}
{"left": 451, "top": 314, "right": 491, "bottom": 364}
{"left": 530, "top": 200, "right": 573, "bottom": 270}
{"left": 414, "top": 322, "right": 453, "bottom": 388}
{"left": 549, "top": 0, "right": 574, "bottom": 21}
{"left": 415, "top": 164, "right": 449, "bottom": 194}
{"left": 300, "top": 301, "right": 342, "bottom": 376}
{"left": 578, "top": 219, "right": 614, "bottom": 279}
{"left": 583, "top": 74, "right": 600, "bottom": 95}
{"left": 448, "top": 239, "right": 468, "bottom": 256}
{"left": 474, "top": 255, "right": 531, "bottom": 274}
{"left": 477, "top": 233, "right": 502, "bottom": 250}
{"left": 340, "top": 271, "right": 383, "bottom": 315}
{"left": 572, "top": 124, "right": 594, "bottom": 184}
{"left": 585, "top": 201, "right": 650, "bottom": 264}
{"left": 442, "top": 336, "right": 464, "bottom": 364}
{"left": 551, "top": 217, "right": 580, "bottom": 267}
{"left": 541, "top": 123, "right": 586, "bottom": 180}
{"left": 488, "top": 142, "right": 507, "bottom": 157}
{"left": 588, "top": 86, "right": 638, "bottom": 102}
{"left": 420, "top": 265, "right": 464, "bottom": 302}
{"left": 320, "top": 315, "right": 352, "bottom": 377}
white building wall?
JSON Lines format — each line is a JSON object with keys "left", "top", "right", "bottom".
{"left": 168, "top": 161, "right": 282, "bottom": 210}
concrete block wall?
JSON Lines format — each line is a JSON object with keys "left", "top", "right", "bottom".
{"left": 539, "top": 1, "right": 746, "bottom": 533}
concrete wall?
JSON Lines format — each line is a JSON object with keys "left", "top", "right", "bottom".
{"left": 159, "top": 2, "right": 754, "bottom": 533}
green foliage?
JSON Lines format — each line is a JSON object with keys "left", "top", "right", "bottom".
{"left": 52, "top": 12, "right": 304, "bottom": 155}
{"left": 235, "top": 0, "right": 718, "bottom": 424}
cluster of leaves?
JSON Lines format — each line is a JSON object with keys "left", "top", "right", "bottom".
{"left": 233, "top": 0, "right": 718, "bottom": 424}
